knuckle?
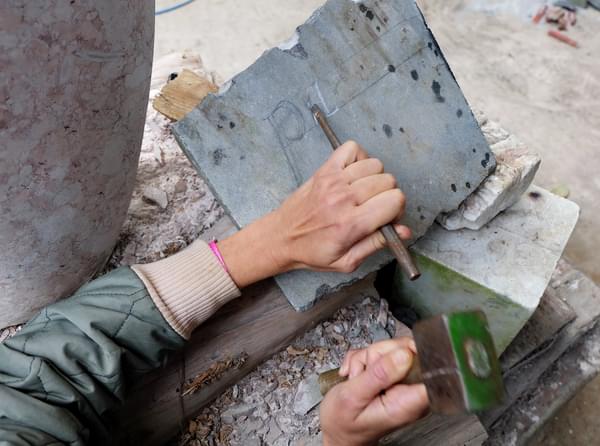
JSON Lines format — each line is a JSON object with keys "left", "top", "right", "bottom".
{"left": 344, "top": 140, "right": 359, "bottom": 151}
{"left": 370, "top": 359, "right": 391, "bottom": 384}
{"left": 341, "top": 216, "right": 364, "bottom": 240}
{"left": 324, "top": 193, "right": 340, "bottom": 208}
{"left": 391, "top": 188, "right": 406, "bottom": 209}
{"left": 342, "top": 256, "right": 359, "bottom": 273}
{"left": 372, "top": 158, "right": 384, "bottom": 173}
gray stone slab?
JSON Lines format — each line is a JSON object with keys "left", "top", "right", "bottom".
{"left": 174, "top": 0, "right": 494, "bottom": 310}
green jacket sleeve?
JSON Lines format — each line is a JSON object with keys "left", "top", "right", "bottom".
{"left": 0, "top": 267, "right": 185, "bottom": 446}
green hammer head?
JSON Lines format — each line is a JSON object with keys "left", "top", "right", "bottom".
{"left": 412, "top": 310, "right": 504, "bottom": 414}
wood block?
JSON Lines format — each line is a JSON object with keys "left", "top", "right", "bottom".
{"left": 382, "top": 414, "right": 486, "bottom": 446}
{"left": 153, "top": 68, "right": 218, "bottom": 121}
{"left": 482, "top": 261, "right": 600, "bottom": 444}
{"left": 500, "top": 288, "right": 576, "bottom": 371}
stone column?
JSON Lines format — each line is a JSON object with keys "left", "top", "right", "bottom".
{"left": 0, "top": 1, "right": 154, "bottom": 325}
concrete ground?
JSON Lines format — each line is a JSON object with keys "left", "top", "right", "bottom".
{"left": 154, "top": 0, "right": 600, "bottom": 443}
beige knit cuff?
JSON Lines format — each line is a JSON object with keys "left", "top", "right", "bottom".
{"left": 132, "top": 240, "right": 241, "bottom": 339}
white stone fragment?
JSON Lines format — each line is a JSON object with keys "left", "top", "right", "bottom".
{"left": 437, "top": 123, "right": 541, "bottom": 231}
{"left": 142, "top": 186, "right": 169, "bottom": 209}
{"left": 481, "top": 120, "right": 510, "bottom": 145}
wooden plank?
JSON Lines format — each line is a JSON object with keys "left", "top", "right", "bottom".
{"left": 382, "top": 414, "right": 486, "bottom": 446}
{"left": 116, "top": 215, "right": 377, "bottom": 445}
{"left": 152, "top": 68, "right": 218, "bottom": 121}
{"left": 500, "top": 287, "right": 576, "bottom": 371}
{"left": 485, "top": 320, "right": 600, "bottom": 446}
{"left": 482, "top": 260, "right": 600, "bottom": 443}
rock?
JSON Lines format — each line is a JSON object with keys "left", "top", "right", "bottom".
{"left": 376, "top": 299, "right": 389, "bottom": 327}
{"left": 242, "top": 418, "right": 264, "bottom": 436}
{"left": 368, "top": 324, "right": 392, "bottom": 343}
{"left": 221, "top": 403, "right": 255, "bottom": 424}
{"left": 437, "top": 130, "right": 541, "bottom": 231}
{"left": 276, "top": 416, "right": 294, "bottom": 434}
{"left": 293, "top": 433, "right": 323, "bottom": 446}
{"left": 263, "top": 380, "right": 278, "bottom": 394}
{"left": 472, "top": 108, "right": 488, "bottom": 127}
{"left": 173, "top": 0, "right": 494, "bottom": 311}
{"left": 142, "top": 185, "right": 169, "bottom": 209}
{"left": 396, "top": 186, "right": 579, "bottom": 352}
{"left": 243, "top": 438, "right": 261, "bottom": 446}
{"left": 174, "top": 178, "right": 188, "bottom": 193}
{"left": 314, "top": 325, "right": 323, "bottom": 338}
{"left": 481, "top": 119, "right": 510, "bottom": 145}
{"left": 292, "top": 358, "right": 306, "bottom": 372}
{"left": 265, "top": 419, "right": 284, "bottom": 444}
{"left": 267, "top": 398, "right": 280, "bottom": 412}
{"left": 280, "top": 361, "right": 291, "bottom": 370}
{"left": 253, "top": 403, "right": 270, "bottom": 420}
{"left": 349, "top": 323, "right": 362, "bottom": 339}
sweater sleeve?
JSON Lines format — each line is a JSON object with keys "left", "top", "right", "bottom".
{"left": 131, "top": 239, "right": 241, "bottom": 339}
{"left": 0, "top": 240, "right": 240, "bottom": 445}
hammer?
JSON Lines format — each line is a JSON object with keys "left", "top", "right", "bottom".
{"left": 293, "top": 310, "right": 504, "bottom": 415}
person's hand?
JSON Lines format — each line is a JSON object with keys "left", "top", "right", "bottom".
{"left": 320, "top": 338, "right": 429, "bottom": 446}
{"left": 219, "top": 141, "right": 411, "bottom": 287}
{"left": 271, "top": 141, "right": 410, "bottom": 272}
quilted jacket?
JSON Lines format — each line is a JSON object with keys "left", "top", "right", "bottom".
{"left": 0, "top": 240, "right": 240, "bottom": 445}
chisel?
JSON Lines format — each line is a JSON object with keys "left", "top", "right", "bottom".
{"left": 311, "top": 104, "right": 421, "bottom": 281}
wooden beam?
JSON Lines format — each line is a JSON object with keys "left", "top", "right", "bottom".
{"left": 482, "top": 261, "right": 600, "bottom": 444}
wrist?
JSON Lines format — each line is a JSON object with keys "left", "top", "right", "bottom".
{"left": 218, "top": 210, "right": 295, "bottom": 288}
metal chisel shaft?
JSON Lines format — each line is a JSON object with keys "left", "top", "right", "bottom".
{"left": 311, "top": 104, "right": 420, "bottom": 281}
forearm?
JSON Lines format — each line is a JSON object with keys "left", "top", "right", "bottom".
{"left": 0, "top": 267, "right": 184, "bottom": 445}
{"left": 0, "top": 240, "right": 241, "bottom": 444}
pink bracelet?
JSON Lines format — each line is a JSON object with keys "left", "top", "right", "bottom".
{"left": 209, "top": 240, "right": 229, "bottom": 273}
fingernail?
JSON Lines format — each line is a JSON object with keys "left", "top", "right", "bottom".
{"left": 392, "top": 349, "right": 411, "bottom": 367}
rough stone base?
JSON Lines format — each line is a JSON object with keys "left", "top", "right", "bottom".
{"left": 438, "top": 119, "right": 541, "bottom": 231}
{"left": 394, "top": 185, "right": 579, "bottom": 353}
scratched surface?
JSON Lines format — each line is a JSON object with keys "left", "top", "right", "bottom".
{"left": 174, "top": 0, "right": 495, "bottom": 311}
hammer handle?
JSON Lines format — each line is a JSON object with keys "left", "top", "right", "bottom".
{"left": 311, "top": 105, "right": 420, "bottom": 281}
{"left": 318, "top": 357, "right": 422, "bottom": 396}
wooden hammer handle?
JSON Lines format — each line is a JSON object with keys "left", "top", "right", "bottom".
{"left": 318, "top": 356, "right": 422, "bottom": 396}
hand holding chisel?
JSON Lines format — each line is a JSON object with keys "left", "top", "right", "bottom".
{"left": 311, "top": 105, "right": 421, "bottom": 280}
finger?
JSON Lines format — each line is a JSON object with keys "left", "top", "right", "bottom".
{"left": 359, "top": 383, "right": 429, "bottom": 430}
{"left": 333, "top": 223, "right": 410, "bottom": 273}
{"left": 393, "top": 223, "right": 412, "bottom": 241}
{"left": 348, "top": 349, "right": 369, "bottom": 378}
{"left": 348, "top": 338, "right": 417, "bottom": 379}
{"left": 350, "top": 173, "right": 396, "bottom": 204}
{"left": 354, "top": 189, "right": 406, "bottom": 235}
{"left": 341, "top": 347, "right": 415, "bottom": 407}
{"left": 343, "top": 159, "right": 385, "bottom": 184}
{"left": 324, "top": 141, "right": 369, "bottom": 170}
{"left": 340, "top": 350, "right": 359, "bottom": 376}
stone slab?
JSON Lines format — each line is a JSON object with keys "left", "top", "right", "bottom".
{"left": 174, "top": 0, "right": 494, "bottom": 310}
{"left": 438, "top": 120, "right": 541, "bottom": 231}
{"left": 393, "top": 186, "right": 579, "bottom": 352}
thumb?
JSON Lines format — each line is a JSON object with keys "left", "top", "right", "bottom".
{"left": 342, "top": 347, "right": 415, "bottom": 408}
{"left": 359, "top": 383, "right": 429, "bottom": 429}
{"left": 335, "top": 224, "right": 412, "bottom": 271}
